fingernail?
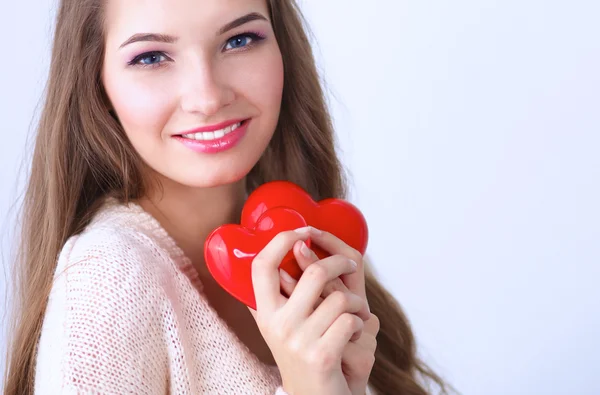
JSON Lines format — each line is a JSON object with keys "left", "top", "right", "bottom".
{"left": 294, "top": 226, "right": 311, "bottom": 234}
{"left": 300, "top": 242, "right": 311, "bottom": 258}
{"left": 279, "top": 269, "right": 295, "bottom": 283}
{"left": 309, "top": 226, "right": 322, "bottom": 235}
{"left": 349, "top": 259, "right": 358, "bottom": 269}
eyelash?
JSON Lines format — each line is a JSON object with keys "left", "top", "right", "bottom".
{"left": 127, "top": 31, "right": 267, "bottom": 69}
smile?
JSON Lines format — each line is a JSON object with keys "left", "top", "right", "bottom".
{"left": 173, "top": 119, "right": 251, "bottom": 154}
{"left": 179, "top": 122, "right": 242, "bottom": 141}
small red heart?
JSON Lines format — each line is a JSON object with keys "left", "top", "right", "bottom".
{"left": 241, "top": 181, "right": 369, "bottom": 260}
{"left": 204, "top": 207, "right": 308, "bottom": 309}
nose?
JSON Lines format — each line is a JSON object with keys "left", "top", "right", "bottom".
{"left": 179, "top": 58, "right": 235, "bottom": 117}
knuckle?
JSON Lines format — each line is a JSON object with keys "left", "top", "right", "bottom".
{"left": 368, "top": 312, "right": 381, "bottom": 333}
{"left": 347, "top": 248, "right": 363, "bottom": 264}
{"left": 330, "top": 278, "right": 347, "bottom": 292}
{"left": 251, "top": 255, "right": 268, "bottom": 272}
{"left": 341, "top": 312, "right": 361, "bottom": 330}
{"left": 275, "top": 230, "right": 296, "bottom": 246}
{"left": 330, "top": 291, "right": 350, "bottom": 310}
{"left": 320, "top": 230, "right": 333, "bottom": 239}
{"left": 321, "top": 281, "right": 338, "bottom": 297}
{"left": 286, "top": 334, "right": 304, "bottom": 355}
{"left": 359, "top": 330, "right": 378, "bottom": 351}
{"left": 271, "top": 324, "right": 286, "bottom": 341}
{"left": 270, "top": 230, "right": 295, "bottom": 248}
{"left": 335, "top": 253, "right": 359, "bottom": 269}
{"left": 308, "top": 345, "right": 337, "bottom": 372}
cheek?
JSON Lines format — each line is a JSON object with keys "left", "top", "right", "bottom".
{"left": 104, "top": 70, "right": 174, "bottom": 139}
{"left": 259, "top": 53, "right": 285, "bottom": 107}
{"left": 231, "top": 46, "right": 284, "bottom": 118}
{"left": 263, "top": 54, "right": 285, "bottom": 111}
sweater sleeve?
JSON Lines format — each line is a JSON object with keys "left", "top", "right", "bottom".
{"left": 34, "top": 232, "right": 170, "bottom": 394}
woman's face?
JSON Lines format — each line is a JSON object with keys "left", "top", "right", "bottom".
{"left": 101, "top": 0, "right": 284, "bottom": 188}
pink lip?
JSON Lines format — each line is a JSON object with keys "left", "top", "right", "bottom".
{"left": 173, "top": 119, "right": 250, "bottom": 154}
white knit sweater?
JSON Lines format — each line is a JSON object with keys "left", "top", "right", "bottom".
{"left": 34, "top": 197, "right": 376, "bottom": 394}
{"left": 34, "top": 197, "right": 288, "bottom": 394}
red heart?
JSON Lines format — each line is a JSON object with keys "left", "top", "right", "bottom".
{"left": 241, "top": 181, "right": 369, "bottom": 260}
{"left": 204, "top": 207, "right": 308, "bottom": 309}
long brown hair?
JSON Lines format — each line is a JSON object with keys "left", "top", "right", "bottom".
{"left": 3, "top": 0, "right": 452, "bottom": 394}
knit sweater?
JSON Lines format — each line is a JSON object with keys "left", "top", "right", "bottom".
{"left": 34, "top": 197, "right": 289, "bottom": 394}
{"left": 34, "top": 197, "right": 376, "bottom": 394}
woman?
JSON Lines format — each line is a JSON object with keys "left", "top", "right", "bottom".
{"left": 4, "top": 0, "right": 450, "bottom": 394}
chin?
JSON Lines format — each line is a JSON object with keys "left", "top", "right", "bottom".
{"left": 151, "top": 139, "right": 270, "bottom": 190}
{"left": 170, "top": 165, "right": 251, "bottom": 189}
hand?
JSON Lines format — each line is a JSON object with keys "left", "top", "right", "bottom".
{"left": 248, "top": 226, "right": 367, "bottom": 395}
{"left": 279, "top": 228, "right": 379, "bottom": 395}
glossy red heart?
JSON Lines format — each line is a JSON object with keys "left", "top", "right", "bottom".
{"left": 241, "top": 181, "right": 369, "bottom": 260}
{"left": 204, "top": 207, "right": 309, "bottom": 309}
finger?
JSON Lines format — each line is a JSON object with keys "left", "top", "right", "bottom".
{"left": 279, "top": 262, "right": 299, "bottom": 297}
{"left": 302, "top": 291, "right": 366, "bottom": 341}
{"left": 344, "top": 332, "right": 377, "bottom": 358}
{"left": 293, "top": 241, "right": 353, "bottom": 309}
{"left": 281, "top": 269, "right": 326, "bottom": 311}
{"left": 317, "top": 276, "right": 370, "bottom": 322}
{"left": 319, "top": 313, "right": 364, "bottom": 357}
{"left": 281, "top": 240, "right": 318, "bottom": 297}
{"left": 307, "top": 228, "right": 367, "bottom": 299}
{"left": 294, "top": 239, "right": 320, "bottom": 268}
{"left": 341, "top": 338, "right": 377, "bottom": 386}
{"left": 252, "top": 227, "right": 312, "bottom": 314}
{"left": 280, "top": 243, "right": 324, "bottom": 308}
{"left": 295, "top": 245, "right": 370, "bottom": 322}
{"left": 363, "top": 312, "right": 381, "bottom": 337}
{"left": 285, "top": 255, "right": 358, "bottom": 318}
{"left": 295, "top": 241, "right": 346, "bottom": 296}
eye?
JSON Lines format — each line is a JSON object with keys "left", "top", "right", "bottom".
{"left": 224, "top": 32, "right": 265, "bottom": 52}
{"left": 128, "top": 51, "right": 170, "bottom": 69}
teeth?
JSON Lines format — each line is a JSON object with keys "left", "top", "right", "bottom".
{"left": 204, "top": 131, "right": 215, "bottom": 140}
{"left": 181, "top": 122, "right": 242, "bottom": 141}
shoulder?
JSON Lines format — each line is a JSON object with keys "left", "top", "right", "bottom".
{"left": 52, "top": 223, "right": 171, "bottom": 316}
{"left": 35, "top": 201, "right": 174, "bottom": 393}
{"left": 56, "top": 198, "right": 174, "bottom": 284}
{"left": 49, "top": 199, "right": 180, "bottom": 317}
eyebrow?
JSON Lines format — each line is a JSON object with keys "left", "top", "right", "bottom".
{"left": 119, "top": 12, "right": 269, "bottom": 49}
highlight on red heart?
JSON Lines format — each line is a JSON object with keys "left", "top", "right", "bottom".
{"left": 204, "top": 207, "right": 308, "bottom": 309}
{"left": 242, "top": 181, "right": 368, "bottom": 258}
{"left": 204, "top": 180, "right": 369, "bottom": 309}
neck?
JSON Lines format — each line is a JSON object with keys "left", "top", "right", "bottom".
{"left": 138, "top": 176, "right": 247, "bottom": 278}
